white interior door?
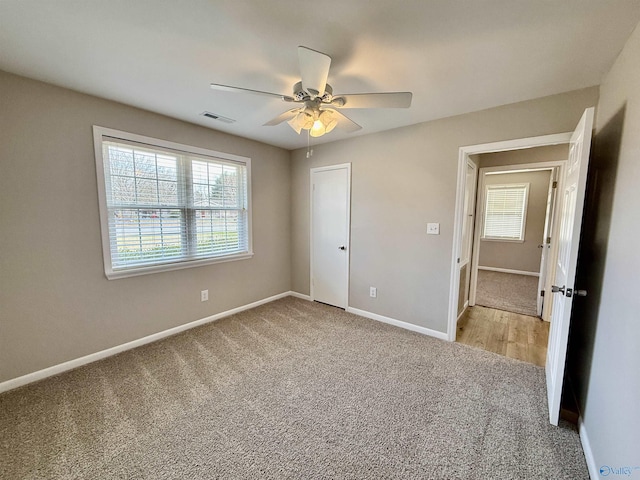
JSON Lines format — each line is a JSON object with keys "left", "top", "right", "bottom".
{"left": 460, "top": 160, "right": 478, "bottom": 308}
{"left": 311, "top": 164, "right": 351, "bottom": 308}
{"left": 537, "top": 168, "right": 558, "bottom": 316}
{"left": 545, "top": 107, "right": 594, "bottom": 426}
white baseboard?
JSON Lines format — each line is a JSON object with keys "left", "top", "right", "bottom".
{"left": 0, "top": 291, "right": 298, "bottom": 394}
{"left": 346, "top": 306, "right": 448, "bottom": 341}
{"left": 289, "top": 291, "right": 312, "bottom": 301}
{"left": 579, "top": 416, "right": 599, "bottom": 480}
{"left": 477, "top": 266, "right": 540, "bottom": 277}
{"left": 457, "top": 303, "right": 468, "bottom": 323}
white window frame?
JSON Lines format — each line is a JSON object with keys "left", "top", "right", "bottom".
{"left": 93, "top": 126, "right": 253, "bottom": 279}
{"left": 481, "top": 182, "right": 529, "bottom": 242}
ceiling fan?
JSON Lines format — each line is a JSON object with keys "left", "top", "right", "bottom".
{"left": 210, "top": 46, "right": 412, "bottom": 138}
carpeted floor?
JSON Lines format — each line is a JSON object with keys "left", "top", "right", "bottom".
{"left": 475, "top": 270, "right": 539, "bottom": 316}
{"left": 0, "top": 297, "right": 587, "bottom": 479}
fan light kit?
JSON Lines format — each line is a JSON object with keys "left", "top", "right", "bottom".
{"left": 211, "top": 46, "right": 412, "bottom": 138}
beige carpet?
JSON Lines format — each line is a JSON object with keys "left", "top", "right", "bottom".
{"left": 475, "top": 270, "right": 539, "bottom": 316}
{"left": 0, "top": 297, "right": 587, "bottom": 479}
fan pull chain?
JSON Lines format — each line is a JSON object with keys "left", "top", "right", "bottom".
{"left": 306, "top": 130, "right": 313, "bottom": 158}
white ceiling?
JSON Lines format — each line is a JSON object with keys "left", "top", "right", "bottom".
{"left": 1, "top": 1, "right": 639, "bottom": 150}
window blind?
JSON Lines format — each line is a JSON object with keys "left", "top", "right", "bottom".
{"left": 95, "top": 129, "right": 251, "bottom": 277}
{"left": 483, "top": 183, "right": 529, "bottom": 240}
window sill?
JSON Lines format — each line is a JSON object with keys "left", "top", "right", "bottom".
{"left": 480, "top": 237, "right": 525, "bottom": 243}
{"left": 105, "top": 252, "right": 254, "bottom": 280}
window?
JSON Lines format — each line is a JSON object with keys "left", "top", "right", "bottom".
{"left": 482, "top": 183, "right": 529, "bottom": 241}
{"left": 93, "top": 126, "right": 252, "bottom": 279}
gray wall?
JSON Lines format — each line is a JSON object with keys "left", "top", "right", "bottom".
{"left": 567, "top": 23, "right": 640, "bottom": 472}
{"left": 478, "top": 170, "right": 551, "bottom": 273}
{"left": 0, "top": 70, "right": 291, "bottom": 383}
{"left": 291, "top": 87, "right": 599, "bottom": 333}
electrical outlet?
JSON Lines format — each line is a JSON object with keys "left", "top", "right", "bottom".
{"left": 370, "top": 286, "right": 377, "bottom": 298}
{"left": 201, "top": 290, "right": 208, "bottom": 302}
{"left": 427, "top": 222, "right": 440, "bottom": 235}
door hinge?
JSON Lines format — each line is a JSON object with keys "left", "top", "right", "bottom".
{"left": 540, "top": 289, "right": 545, "bottom": 297}
{"left": 546, "top": 236, "right": 551, "bottom": 244}
{"left": 552, "top": 181, "right": 558, "bottom": 189}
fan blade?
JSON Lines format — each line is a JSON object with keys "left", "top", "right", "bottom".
{"left": 263, "top": 109, "right": 300, "bottom": 126}
{"left": 332, "top": 92, "right": 412, "bottom": 109}
{"left": 210, "top": 83, "right": 294, "bottom": 102}
{"left": 324, "top": 108, "right": 362, "bottom": 133}
{"left": 298, "top": 46, "right": 331, "bottom": 97}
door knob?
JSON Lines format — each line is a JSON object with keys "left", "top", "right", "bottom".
{"left": 551, "top": 285, "right": 584, "bottom": 298}
{"left": 338, "top": 245, "right": 346, "bottom": 251}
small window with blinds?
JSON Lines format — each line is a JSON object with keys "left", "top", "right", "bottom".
{"left": 93, "top": 126, "right": 252, "bottom": 279}
{"left": 482, "top": 183, "right": 529, "bottom": 241}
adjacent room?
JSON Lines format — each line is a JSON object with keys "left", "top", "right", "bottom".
{"left": 457, "top": 144, "right": 569, "bottom": 366}
{"left": 1, "top": 1, "right": 639, "bottom": 479}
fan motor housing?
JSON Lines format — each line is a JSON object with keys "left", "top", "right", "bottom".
{"left": 293, "top": 81, "right": 333, "bottom": 102}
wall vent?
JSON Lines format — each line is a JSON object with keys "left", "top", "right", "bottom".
{"left": 200, "top": 111, "right": 235, "bottom": 124}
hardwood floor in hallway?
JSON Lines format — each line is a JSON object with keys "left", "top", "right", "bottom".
{"left": 456, "top": 306, "right": 550, "bottom": 367}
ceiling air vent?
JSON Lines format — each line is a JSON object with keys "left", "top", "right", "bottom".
{"left": 201, "top": 111, "right": 235, "bottom": 124}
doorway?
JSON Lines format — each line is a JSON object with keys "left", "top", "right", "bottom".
{"left": 310, "top": 164, "right": 351, "bottom": 309}
{"left": 450, "top": 140, "right": 570, "bottom": 367}
{"left": 457, "top": 159, "right": 563, "bottom": 366}
{"left": 469, "top": 162, "right": 563, "bottom": 320}
{"left": 449, "top": 107, "right": 595, "bottom": 425}
{"left": 449, "top": 137, "right": 573, "bottom": 338}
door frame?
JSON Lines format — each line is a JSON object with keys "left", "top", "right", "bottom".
{"left": 537, "top": 166, "right": 560, "bottom": 317}
{"left": 310, "top": 163, "right": 352, "bottom": 307}
{"left": 447, "top": 133, "right": 571, "bottom": 341}
{"left": 457, "top": 159, "right": 478, "bottom": 317}
{"left": 468, "top": 161, "right": 565, "bottom": 321}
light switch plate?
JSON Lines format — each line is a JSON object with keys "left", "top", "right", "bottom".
{"left": 427, "top": 223, "right": 440, "bottom": 235}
